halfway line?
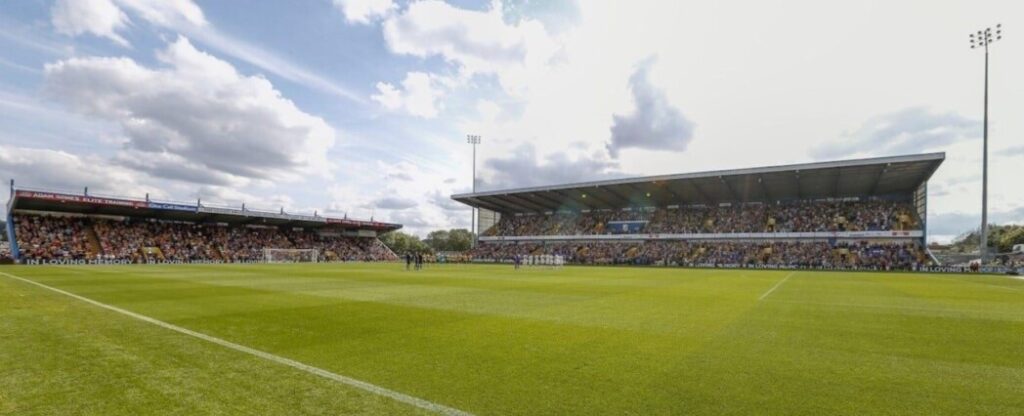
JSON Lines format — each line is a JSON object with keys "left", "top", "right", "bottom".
{"left": 0, "top": 271, "right": 474, "bottom": 416}
{"left": 759, "top": 271, "right": 796, "bottom": 301}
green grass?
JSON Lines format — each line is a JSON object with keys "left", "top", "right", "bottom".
{"left": 2, "top": 264, "right": 1023, "bottom": 415}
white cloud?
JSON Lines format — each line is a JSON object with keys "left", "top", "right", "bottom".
{"left": 44, "top": 36, "right": 336, "bottom": 184}
{"left": 51, "top": 0, "right": 130, "bottom": 47}
{"left": 115, "top": 0, "right": 205, "bottom": 27}
{"left": 332, "top": 0, "right": 395, "bottom": 24}
{"left": 475, "top": 99, "right": 500, "bottom": 122}
{"left": 479, "top": 143, "right": 623, "bottom": 191}
{"left": 189, "top": 185, "right": 296, "bottom": 212}
{"left": 188, "top": 27, "right": 364, "bottom": 102}
{"left": 381, "top": 0, "right": 560, "bottom": 95}
{"left": 111, "top": 150, "right": 242, "bottom": 187}
{"left": 812, "top": 107, "right": 980, "bottom": 159}
{"left": 998, "top": 145, "right": 1024, "bottom": 158}
{"left": 607, "top": 57, "right": 696, "bottom": 158}
{"left": 368, "top": 196, "right": 417, "bottom": 210}
{"left": 0, "top": 145, "right": 154, "bottom": 197}
{"left": 324, "top": 159, "right": 470, "bottom": 236}
{"left": 47, "top": 0, "right": 361, "bottom": 102}
{"left": 50, "top": 0, "right": 205, "bottom": 47}
{"left": 371, "top": 71, "right": 444, "bottom": 118}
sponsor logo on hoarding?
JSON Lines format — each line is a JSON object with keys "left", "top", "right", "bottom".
{"left": 17, "top": 190, "right": 147, "bottom": 208}
{"left": 148, "top": 202, "right": 196, "bottom": 211}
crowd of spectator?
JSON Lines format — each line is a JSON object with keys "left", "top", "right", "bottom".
{"left": 485, "top": 199, "right": 918, "bottom": 236}
{"left": 469, "top": 240, "right": 928, "bottom": 270}
{"left": 0, "top": 241, "right": 11, "bottom": 263}
{"left": 12, "top": 214, "right": 398, "bottom": 263}
{"left": 14, "top": 215, "right": 91, "bottom": 261}
{"left": 93, "top": 219, "right": 221, "bottom": 262}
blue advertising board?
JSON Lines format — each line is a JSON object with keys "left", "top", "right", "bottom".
{"left": 148, "top": 202, "right": 197, "bottom": 212}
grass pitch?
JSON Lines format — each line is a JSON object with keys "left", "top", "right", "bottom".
{"left": 2, "top": 264, "right": 1023, "bottom": 415}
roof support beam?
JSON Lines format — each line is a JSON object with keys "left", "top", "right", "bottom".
{"left": 833, "top": 170, "right": 842, "bottom": 198}
{"left": 719, "top": 176, "right": 741, "bottom": 203}
{"left": 483, "top": 198, "right": 514, "bottom": 213}
{"left": 658, "top": 184, "right": 685, "bottom": 205}
{"left": 468, "top": 197, "right": 508, "bottom": 214}
{"left": 601, "top": 186, "right": 634, "bottom": 207}
{"left": 623, "top": 183, "right": 655, "bottom": 206}
{"left": 795, "top": 172, "right": 803, "bottom": 199}
{"left": 550, "top": 190, "right": 584, "bottom": 209}
{"left": 580, "top": 188, "right": 616, "bottom": 209}
{"left": 490, "top": 195, "right": 536, "bottom": 213}
{"left": 530, "top": 192, "right": 565, "bottom": 211}
{"left": 551, "top": 189, "right": 605, "bottom": 210}
{"left": 869, "top": 166, "right": 888, "bottom": 195}
{"left": 689, "top": 181, "right": 714, "bottom": 205}
{"left": 503, "top": 194, "right": 548, "bottom": 212}
{"left": 758, "top": 176, "right": 772, "bottom": 201}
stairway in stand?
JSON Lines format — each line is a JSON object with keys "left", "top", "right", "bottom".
{"left": 84, "top": 222, "right": 104, "bottom": 259}
{"left": 212, "top": 246, "right": 227, "bottom": 262}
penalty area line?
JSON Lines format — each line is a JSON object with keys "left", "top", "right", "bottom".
{"left": 759, "top": 271, "right": 796, "bottom": 301}
{"left": 0, "top": 271, "right": 474, "bottom": 416}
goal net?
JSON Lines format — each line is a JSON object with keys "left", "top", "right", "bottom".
{"left": 263, "top": 248, "right": 319, "bottom": 263}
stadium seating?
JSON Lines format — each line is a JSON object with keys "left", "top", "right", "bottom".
{"left": 471, "top": 199, "right": 927, "bottom": 270}
{"left": 484, "top": 199, "right": 918, "bottom": 236}
{"left": 14, "top": 215, "right": 91, "bottom": 261}
{"left": 12, "top": 214, "right": 397, "bottom": 263}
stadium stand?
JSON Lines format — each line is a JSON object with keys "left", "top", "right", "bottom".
{"left": 454, "top": 153, "right": 945, "bottom": 271}
{"left": 4, "top": 187, "right": 400, "bottom": 264}
{"left": 485, "top": 199, "right": 918, "bottom": 236}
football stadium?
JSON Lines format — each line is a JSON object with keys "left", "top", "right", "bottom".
{"left": 1, "top": 2, "right": 1023, "bottom": 415}
{"left": 3, "top": 152, "right": 1024, "bottom": 415}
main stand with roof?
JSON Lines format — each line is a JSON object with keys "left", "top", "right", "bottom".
{"left": 452, "top": 153, "right": 944, "bottom": 257}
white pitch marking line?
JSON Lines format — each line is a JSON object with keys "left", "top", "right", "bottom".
{"left": 759, "top": 271, "right": 796, "bottom": 301}
{"left": 0, "top": 271, "right": 474, "bottom": 416}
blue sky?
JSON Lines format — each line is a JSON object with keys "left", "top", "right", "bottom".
{"left": 0, "top": 0, "right": 1022, "bottom": 240}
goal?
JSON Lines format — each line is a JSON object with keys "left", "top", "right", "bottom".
{"left": 263, "top": 248, "right": 319, "bottom": 263}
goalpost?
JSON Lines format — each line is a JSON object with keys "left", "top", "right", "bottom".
{"left": 263, "top": 248, "right": 319, "bottom": 263}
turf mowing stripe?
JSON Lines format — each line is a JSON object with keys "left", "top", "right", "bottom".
{"left": 758, "top": 271, "right": 796, "bottom": 301}
{"left": 917, "top": 273, "right": 1024, "bottom": 293}
{"left": 763, "top": 299, "right": 1024, "bottom": 320}
{"left": 0, "top": 271, "right": 474, "bottom": 416}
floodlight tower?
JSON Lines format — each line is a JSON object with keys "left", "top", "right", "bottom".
{"left": 467, "top": 134, "right": 482, "bottom": 247}
{"left": 969, "top": 24, "right": 1002, "bottom": 265}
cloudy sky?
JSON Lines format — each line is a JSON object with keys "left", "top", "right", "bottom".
{"left": 0, "top": 0, "right": 1021, "bottom": 241}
